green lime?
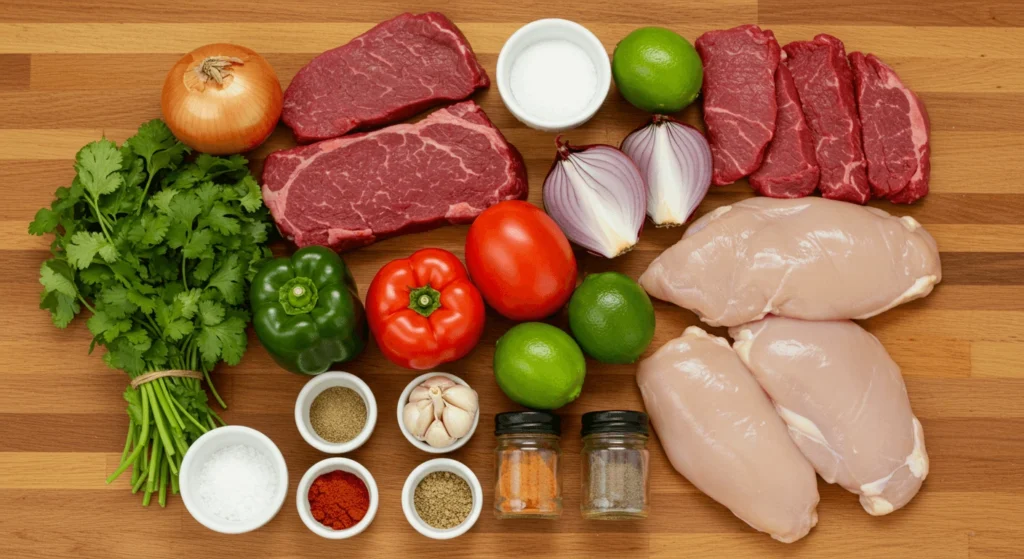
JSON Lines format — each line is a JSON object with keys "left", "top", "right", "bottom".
{"left": 494, "top": 322, "right": 586, "bottom": 410}
{"left": 568, "top": 272, "right": 655, "bottom": 364}
{"left": 612, "top": 27, "right": 703, "bottom": 113}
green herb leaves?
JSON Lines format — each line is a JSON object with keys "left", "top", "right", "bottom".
{"left": 29, "top": 119, "right": 272, "bottom": 378}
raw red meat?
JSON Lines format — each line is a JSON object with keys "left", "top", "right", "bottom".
{"left": 849, "top": 52, "right": 931, "bottom": 204}
{"left": 749, "top": 63, "right": 820, "bottom": 198}
{"left": 282, "top": 12, "right": 489, "bottom": 143}
{"left": 784, "top": 34, "right": 870, "bottom": 204}
{"left": 262, "top": 101, "right": 528, "bottom": 251}
{"left": 695, "top": 25, "right": 781, "bottom": 186}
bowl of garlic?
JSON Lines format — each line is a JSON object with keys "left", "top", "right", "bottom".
{"left": 398, "top": 373, "right": 480, "bottom": 453}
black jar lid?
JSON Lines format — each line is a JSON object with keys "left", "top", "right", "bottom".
{"left": 581, "top": 410, "right": 649, "bottom": 437}
{"left": 495, "top": 411, "right": 561, "bottom": 436}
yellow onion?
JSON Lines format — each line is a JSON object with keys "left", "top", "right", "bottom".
{"left": 161, "top": 43, "right": 282, "bottom": 155}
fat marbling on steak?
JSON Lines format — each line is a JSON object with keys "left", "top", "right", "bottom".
{"left": 849, "top": 52, "right": 930, "bottom": 204}
{"left": 695, "top": 25, "right": 781, "bottom": 185}
{"left": 262, "top": 101, "right": 528, "bottom": 251}
{"left": 749, "top": 62, "right": 820, "bottom": 198}
{"left": 282, "top": 12, "right": 489, "bottom": 143}
{"left": 784, "top": 34, "right": 870, "bottom": 204}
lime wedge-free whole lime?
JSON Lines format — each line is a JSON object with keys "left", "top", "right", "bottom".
{"left": 613, "top": 27, "right": 703, "bottom": 113}
{"left": 494, "top": 322, "right": 586, "bottom": 410}
{"left": 568, "top": 272, "right": 655, "bottom": 364}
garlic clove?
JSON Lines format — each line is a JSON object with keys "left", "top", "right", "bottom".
{"left": 423, "top": 418, "right": 455, "bottom": 448}
{"left": 403, "top": 399, "right": 434, "bottom": 440}
{"left": 442, "top": 384, "right": 479, "bottom": 414}
{"left": 408, "top": 385, "right": 431, "bottom": 403}
{"left": 420, "top": 376, "right": 456, "bottom": 391}
{"left": 442, "top": 404, "right": 475, "bottom": 439}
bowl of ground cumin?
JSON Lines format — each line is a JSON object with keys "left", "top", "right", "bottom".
{"left": 295, "top": 371, "right": 378, "bottom": 454}
{"left": 401, "top": 458, "right": 483, "bottom": 539}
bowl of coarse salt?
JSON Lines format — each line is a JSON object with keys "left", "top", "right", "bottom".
{"left": 179, "top": 425, "right": 289, "bottom": 534}
{"left": 496, "top": 18, "right": 612, "bottom": 132}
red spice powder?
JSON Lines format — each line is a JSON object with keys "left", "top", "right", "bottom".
{"left": 307, "top": 470, "right": 370, "bottom": 530}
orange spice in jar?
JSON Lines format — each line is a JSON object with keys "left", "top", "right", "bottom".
{"left": 494, "top": 411, "right": 562, "bottom": 519}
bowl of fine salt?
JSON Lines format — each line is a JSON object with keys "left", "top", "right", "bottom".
{"left": 179, "top": 425, "right": 289, "bottom": 534}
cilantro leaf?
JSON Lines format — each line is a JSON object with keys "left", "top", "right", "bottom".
{"left": 174, "top": 288, "right": 202, "bottom": 320}
{"left": 198, "top": 300, "right": 225, "bottom": 327}
{"left": 149, "top": 189, "right": 177, "bottom": 214}
{"left": 197, "top": 315, "right": 247, "bottom": 366}
{"left": 29, "top": 208, "right": 59, "bottom": 236}
{"left": 191, "top": 257, "right": 214, "bottom": 282}
{"left": 40, "top": 260, "right": 78, "bottom": 298}
{"left": 75, "top": 139, "right": 123, "bottom": 199}
{"left": 238, "top": 175, "right": 264, "bottom": 213}
{"left": 66, "top": 231, "right": 110, "bottom": 269}
{"left": 183, "top": 228, "right": 214, "bottom": 259}
{"left": 126, "top": 120, "right": 189, "bottom": 179}
{"left": 169, "top": 192, "right": 202, "bottom": 228}
{"left": 207, "top": 254, "right": 245, "bottom": 304}
{"left": 164, "top": 319, "right": 194, "bottom": 341}
{"left": 39, "top": 289, "right": 80, "bottom": 328}
{"left": 200, "top": 203, "right": 241, "bottom": 236}
{"left": 100, "top": 286, "right": 137, "bottom": 319}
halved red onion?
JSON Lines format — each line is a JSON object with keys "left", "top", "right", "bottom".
{"left": 543, "top": 137, "right": 646, "bottom": 259}
{"left": 621, "top": 115, "right": 712, "bottom": 227}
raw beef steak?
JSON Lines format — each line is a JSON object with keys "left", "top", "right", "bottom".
{"left": 749, "top": 62, "right": 820, "bottom": 198}
{"left": 695, "top": 25, "right": 781, "bottom": 185}
{"left": 263, "top": 101, "right": 528, "bottom": 251}
{"left": 282, "top": 12, "right": 489, "bottom": 143}
{"left": 849, "top": 52, "right": 930, "bottom": 204}
{"left": 784, "top": 34, "right": 870, "bottom": 204}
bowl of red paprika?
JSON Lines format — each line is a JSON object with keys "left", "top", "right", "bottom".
{"left": 297, "top": 457, "right": 379, "bottom": 539}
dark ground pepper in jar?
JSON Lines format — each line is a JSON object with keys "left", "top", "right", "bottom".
{"left": 580, "top": 410, "right": 650, "bottom": 519}
{"left": 494, "top": 411, "right": 562, "bottom": 519}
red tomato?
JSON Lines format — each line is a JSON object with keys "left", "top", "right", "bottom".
{"left": 465, "top": 201, "right": 577, "bottom": 321}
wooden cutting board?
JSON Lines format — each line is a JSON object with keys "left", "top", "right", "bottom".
{"left": 1, "top": 1, "right": 1022, "bottom": 557}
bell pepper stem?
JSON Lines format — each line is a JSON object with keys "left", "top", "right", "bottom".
{"left": 408, "top": 284, "right": 442, "bottom": 318}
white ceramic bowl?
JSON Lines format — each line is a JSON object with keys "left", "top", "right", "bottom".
{"left": 295, "top": 371, "right": 377, "bottom": 454}
{"left": 297, "top": 457, "right": 379, "bottom": 539}
{"left": 179, "top": 425, "right": 289, "bottom": 534}
{"left": 496, "top": 18, "right": 612, "bottom": 132}
{"left": 397, "top": 372, "right": 479, "bottom": 454}
{"left": 402, "top": 458, "right": 483, "bottom": 539}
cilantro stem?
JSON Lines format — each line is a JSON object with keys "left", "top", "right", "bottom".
{"left": 145, "top": 384, "right": 175, "bottom": 458}
{"left": 134, "top": 170, "right": 157, "bottom": 216}
{"left": 147, "top": 434, "right": 162, "bottom": 491}
{"left": 156, "top": 378, "right": 185, "bottom": 432}
{"left": 171, "top": 395, "right": 208, "bottom": 435}
{"left": 107, "top": 387, "right": 150, "bottom": 484}
{"left": 78, "top": 295, "right": 96, "bottom": 315}
{"left": 203, "top": 369, "right": 227, "bottom": 409}
{"left": 158, "top": 459, "right": 168, "bottom": 508}
{"left": 119, "top": 418, "right": 134, "bottom": 464}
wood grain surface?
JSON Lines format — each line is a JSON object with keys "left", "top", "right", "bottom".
{"left": 1, "top": 1, "right": 1022, "bottom": 557}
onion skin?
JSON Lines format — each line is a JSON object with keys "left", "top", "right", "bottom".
{"left": 161, "top": 44, "right": 283, "bottom": 155}
{"left": 542, "top": 137, "right": 647, "bottom": 259}
{"left": 621, "top": 115, "right": 713, "bottom": 227}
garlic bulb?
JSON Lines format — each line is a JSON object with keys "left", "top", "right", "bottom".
{"left": 403, "top": 375, "right": 479, "bottom": 448}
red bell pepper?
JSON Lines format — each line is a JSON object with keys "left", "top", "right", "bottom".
{"left": 365, "top": 248, "right": 486, "bottom": 370}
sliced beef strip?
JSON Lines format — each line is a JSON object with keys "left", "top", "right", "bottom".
{"left": 784, "top": 34, "right": 870, "bottom": 204}
{"left": 849, "top": 52, "right": 931, "bottom": 204}
{"left": 695, "top": 25, "right": 781, "bottom": 186}
{"left": 749, "top": 62, "right": 820, "bottom": 198}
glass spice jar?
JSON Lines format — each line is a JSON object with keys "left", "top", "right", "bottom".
{"left": 580, "top": 410, "right": 650, "bottom": 520}
{"left": 493, "top": 411, "right": 562, "bottom": 519}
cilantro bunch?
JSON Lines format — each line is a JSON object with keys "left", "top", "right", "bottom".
{"left": 29, "top": 120, "right": 272, "bottom": 506}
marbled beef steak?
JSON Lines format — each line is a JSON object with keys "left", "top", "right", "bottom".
{"left": 262, "top": 101, "right": 527, "bottom": 252}
{"left": 282, "top": 12, "right": 489, "bottom": 143}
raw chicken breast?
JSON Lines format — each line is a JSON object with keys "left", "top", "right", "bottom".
{"left": 639, "top": 197, "right": 941, "bottom": 327}
{"left": 637, "top": 326, "right": 819, "bottom": 543}
{"left": 731, "top": 316, "right": 929, "bottom": 515}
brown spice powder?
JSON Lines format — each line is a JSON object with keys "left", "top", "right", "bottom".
{"left": 413, "top": 471, "right": 473, "bottom": 529}
{"left": 309, "top": 386, "right": 366, "bottom": 443}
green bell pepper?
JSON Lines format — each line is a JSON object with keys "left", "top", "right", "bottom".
{"left": 250, "top": 246, "right": 367, "bottom": 375}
